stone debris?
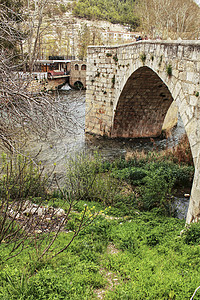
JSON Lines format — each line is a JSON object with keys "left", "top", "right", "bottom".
{"left": 6, "top": 200, "right": 67, "bottom": 234}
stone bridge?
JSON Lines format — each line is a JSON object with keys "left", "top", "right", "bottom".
{"left": 85, "top": 40, "right": 200, "bottom": 224}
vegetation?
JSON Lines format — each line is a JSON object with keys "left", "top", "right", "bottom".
{"left": 166, "top": 63, "right": 172, "bottom": 76}
{"left": 73, "top": 0, "right": 140, "bottom": 29}
{"left": 2, "top": 209, "right": 200, "bottom": 299}
{"left": 140, "top": 52, "right": 146, "bottom": 65}
{"left": 77, "top": 24, "right": 102, "bottom": 60}
{"left": 73, "top": 0, "right": 200, "bottom": 39}
{"left": 0, "top": 135, "right": 198, "bottom": 298}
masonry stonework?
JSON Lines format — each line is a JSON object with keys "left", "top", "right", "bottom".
{"left": 70, "top": 61, "right": 87, "bottom": 88}
{"left": 85, "top": 40, "right": 200, "bottom": 224}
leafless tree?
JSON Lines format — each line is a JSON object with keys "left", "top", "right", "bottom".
{"left": 0, "top": 3, "right": 84, "bottom": 153}
{"left": 135, "top": 0, "right": 200, "bottom": 39}
{"left": 0, "top": 3, "right": 96, "bottom": 265}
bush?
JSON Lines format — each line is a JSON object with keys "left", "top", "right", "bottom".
{"left": 111, "top": 167, "right": 147, "bottom": 184}
{"left": 65, "top": 152, "right": 120, "bottom": 204}
{"left": 0, "top": 153, "right": 48, "bottom": 200}
{"left": 184, "top": 222, "right": 200, "bottom": 245}
{"left": 137, "top": 166, "right": 175, "bottom": 215}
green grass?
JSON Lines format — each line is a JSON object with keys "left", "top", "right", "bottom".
{"left": 1, "top": 210, "right": 200, "bottom": 299}
{"left": 0, "top": 151, "right": 198, "bottom": 299}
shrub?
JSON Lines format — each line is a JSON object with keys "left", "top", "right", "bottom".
{"left": 0, "top": 152, "right": 101, "bottom": 263}
{"left": 64, "top": 152, "right": 120, "bottom": 205}
{"left": 184, "top": 222, "right": 200, "bottom": 245}
{"left": 0, "top": 153, "right": 48, "bottom": 200}
{"left": 137, "top": 166, "right": 176, "bottom": 215}
{"left": 111, "top": 167, "right": 147, "bottom": 185}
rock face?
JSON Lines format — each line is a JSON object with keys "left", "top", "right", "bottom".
{"left": 85, "top": 40, "right": 200, "bottom": 223}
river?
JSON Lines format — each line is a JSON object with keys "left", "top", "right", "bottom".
{"left": 26, "top": 89, "right": 186, "bottom": 172}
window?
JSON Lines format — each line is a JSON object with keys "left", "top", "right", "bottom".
{"left": 81, "top": 64, "right": 86, "bottom": 71}
{"left": 75, "top": 64, "right": 79, "bottom": 70}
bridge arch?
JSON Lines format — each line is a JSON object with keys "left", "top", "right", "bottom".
{"left": 86, "top": 41, "right": 200, "bottom": 223}
{"left": 112, "top": 66, "right": 174, "bottom": 138}
{"left": 73, "top": 80, "right": 84, "bottom": 89}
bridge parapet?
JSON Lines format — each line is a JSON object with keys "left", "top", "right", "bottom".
{"left": 86, "top": 40, "right": 200, "bottom": 223}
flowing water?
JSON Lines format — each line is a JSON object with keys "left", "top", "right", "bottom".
{"left": 26, "top": 90, "right": 186, "bottom": 171}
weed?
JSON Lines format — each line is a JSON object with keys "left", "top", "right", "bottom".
{"left": 166, "top": 63, "right": 172, "bottom": 76}
{"left": 140, "top": 52, "right": 146, "bottom": 65}
{"left": 95, "top": 71, "right": 100, "bottom": 78}
{"left": 113, "top": 53, "right": 118, "bottom": 63}
{"left": 184, "top": 222, "right": 200, "bottom": 245}
{"left": 0, "top": 151, "right": 197, "bottom": 300}
{"left": 106, "top": 53, "right": 112, "bottom": 57}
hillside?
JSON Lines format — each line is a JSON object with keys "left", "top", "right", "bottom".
{"left": 73, "top": 0, "right": 140, "bottom": 30}
{"left": 31, "top": 0, "right": 136, "bottom": 60}
{"left": 22, "top": 0, "right": 200, "bottom": 61}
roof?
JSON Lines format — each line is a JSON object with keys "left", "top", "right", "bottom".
{"left": 35, "top": 60, "right": 72, "bottom": 64}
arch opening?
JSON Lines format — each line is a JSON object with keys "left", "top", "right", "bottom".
{"left": 73, "top": 80, "right": 84, "bottom": 90}
{"left": 112, "top": 66, "right": 174, "bottom": 138}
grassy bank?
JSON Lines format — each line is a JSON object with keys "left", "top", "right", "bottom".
{"left": 0, "top": 140, "right": 199, "bottom": 299}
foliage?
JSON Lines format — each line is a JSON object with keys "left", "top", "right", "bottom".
{"left": 111, "top": 75, "right": 115, "bottom": 87}
{"left": 110, "top": 156, "right": 194, "bottom": 215}
{"left": 111, "top": 167, "right": 147, "bottom": 184}
{"left": 64, "top": 152, "right": 120, "bottom": 205}
{"left": 77, "top": 23, "right": 102, "bottom": 60}
{"left": 0, "top": 153, "right": 48, "bottom": 200}
{"left": 73, "top": 0, "right": 140, "bottom": 29}
{"left": 139, "top": 165, "right": 175, "bottom": 214}
{"left": 183, "top": 222, "right": 200, "bottom": 245}
{"left": 1, "top": 212, "right": 198, "bottom": 299}
{"left": 113, "top": 53, "right": 118, "bottom": 63}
